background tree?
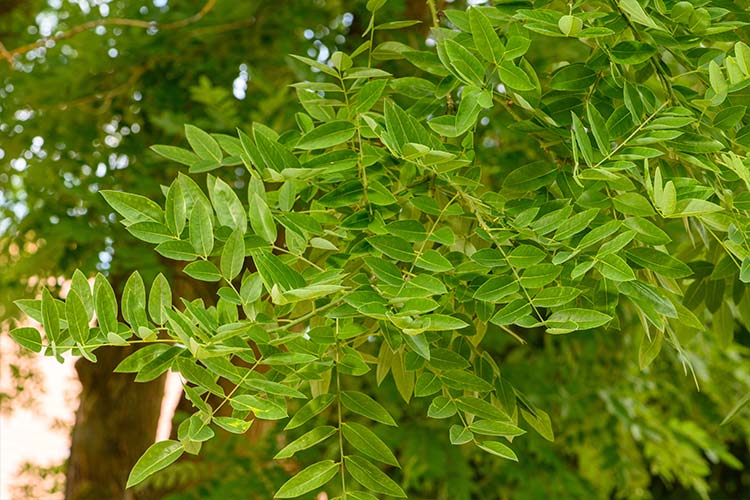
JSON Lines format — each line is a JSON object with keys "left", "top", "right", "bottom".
{"left": 3, "top": 1, "right": 750, "bottom": 499}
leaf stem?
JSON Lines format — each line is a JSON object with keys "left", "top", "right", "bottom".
{"left": 335, "top": 319, "right": 347, "bottom": 498}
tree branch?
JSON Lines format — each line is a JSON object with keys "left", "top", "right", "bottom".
{"left": 1, "top": 0, "right": 216, "bottom": 68}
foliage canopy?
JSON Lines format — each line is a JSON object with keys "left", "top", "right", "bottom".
{"left": 7, "top": 0, "right": 750, "bottom": 498}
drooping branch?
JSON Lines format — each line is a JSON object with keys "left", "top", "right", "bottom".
{"left": 0, "top": 0, "right": 216, "bottom": 68}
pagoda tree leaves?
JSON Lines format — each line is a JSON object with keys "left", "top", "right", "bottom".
{"left": 9, "top": 2, "right": 750, "bottom": 499}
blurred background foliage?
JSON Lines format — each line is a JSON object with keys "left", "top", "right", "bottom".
{"left": 1, "top": 0, "right": 749, "bottom": 499}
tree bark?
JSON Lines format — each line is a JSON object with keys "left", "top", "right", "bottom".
{"left": 65, "top": 346, "right": 165, "bottom": 500}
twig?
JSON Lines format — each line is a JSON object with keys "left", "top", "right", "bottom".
{"left": 0, "top": 40, "right": 13, "bottom": 66}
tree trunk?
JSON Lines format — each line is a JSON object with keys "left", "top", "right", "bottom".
{"left": 65, "top": 346, "right": 165, "bottom": 500}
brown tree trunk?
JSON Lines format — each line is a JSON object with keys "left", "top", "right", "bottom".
{"left": 65, "top": 347, "right": 165, "bottom": 500}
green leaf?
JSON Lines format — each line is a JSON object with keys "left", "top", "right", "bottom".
{"left": 530, "top": 206, "right": 573, "bottom": 235}
{"left": 476, "top": 440, "right": 518, "bottom": 461}
{"left": 549, "top": 64, "right": 596, "bottom": 91}
{"left": 366, "top": 0, "right": 386, "bottom": 12}
{"left": 190, "top": 201, "right": 215, "bottom": 257}
{"left": 586, "top": 103, "right": 610, "bottom": 155}
{"left": 469, "top": 7, "right": 504, "bottom": 65}
{"left": 498, "top": 61, "right": 535, "bottom": 91}
{"left": 156, "top": 240, "right": 199, "bottom": 261}
{"left": 449, "top": 425, "right": 474, "bottom": 445}
{"left": 248, "top": 193, "right": 277, "bottom": 244}
{"left": 151, "top": 144, "right": 200, "bottom": 166}
{"left": 611, "top": 41, "right": 657, "bottom": 65}
{"left": 470, "top": 420, "right": 526, "bottom": 437}
{"left": 254, "top": 252, "right": 306, "bottom": 291}
{"left": 656, "top": 180, "right": 677, "bottom": 216}
{"left": 345, "top": 455, "right": 407, "bottom": 498}
{"left": 577, "top": 220, "right": 621, "bottom": 250}
{"left": 520, "top": 407, "right": 554, "bottom": 441}
{"left": 571, "top": 113, "right": 593, "bottom": 166}
{"left": 342, "top": 422, "right": 400, "bottom": 466}
{"left": 221, "top": 228, "right": 245, "bottom": 281}
{"left": 474, "top": 276, "right": 519, "bottom": 303}
{"left": 425, "top": 314, "right": 467, "bottom": 331}
{"left": 122, "top": 271, "right": 148, "bottom": 331}
{"left": 490, "top": 299, "right": 532, "bottom": 326}
{"left": 442, "top": 370, "right": 494, "bottom": 392}
{"left": 669, "top": 199, "right": 723, "bottom": 217}
{"left": 184, "top": 260, "right": 222, "bottom": 282}
{"left": 546, "top": 308, "right": 612, "bottom": 332}
{"left": 70, "top": 270, "right": 93, "bottom": 318}
{"left": 721, "top": 392, "right": 750, "bottom": 426}
{"left": 428, "top": 395, "right": 456, "bottom": 418}
{"left": 230, "top": 394, "right": 287, "bottom": 420}
{"left": 297, "top": 121, "right": 356, "bottom": 150}
{"left": 242, "top": 378, "right": 306, "bottom": 399}
{"left": 341, "top": 391, "right": 397, "bottom": 426}
{"left": 355, "top": 79, "right": 388, "bottom": 113}
{"left": 619, "top": 281, "right": 677, "bottom": 318}
{"left": 285, "top": 393, "right": 336, "bottom": 430}
{"left": 126, "top": 440, "right": 184, "bottom": 488}
{"left": 507, "top": 245, "right": 546, "bottom": 268}
{"left": 368, "top": 235, "right": 414, "bottom": 261}
{"left": 626, "top": 247, "right": 693, "bottom": 278}
{"left": 263, "top": 352, "right": 317, "bottom": 365}
{"left": 415, "top": 372, "right": 442, "bottom": 397}
{"left": 558, "top": 14, "right": 583, "bottom": 36}
{"left": 10, "top": 327, "right": 43, "bottom": 352}
{"left": 519, "top": 264, "right": 561, "bottom": 288}
{"left": 126, "top": 222, "right": 173, "bottom": 244}
{"left": 41, "top": 289, "right": 60, "bottom": 347}
{"left": 94, "top": 274, "right": 118, "bottom": 335}
{"left": 213, "top": 417, "right": 253, "bottom": 434}
{"left": 210, "top": 177, "right": 247, "bottom": 233}
{"left": 415, "top": 250, "right": 454, "bottom": 272}
{"left": 456, "top": 396, "right": 509, "bottom": 421}
{"left": 115, "top": 345, "right": 171, "bottom": 373}
{"left": 597, "top": 254, "right": 636, "bottom": 281}
{"left": 175, "top": 358, "right": 223, "bottom": 396}
{"left": 613, "top": 193, "right": 655, "bottom": 216}
{"left": 618, "top": 0, "right": 660, "bottom": 29}
{"left": 554, "top": 208, "right": 599, "bottom": 241}
{"left": 148, "top": 273, "right": 172, "bottom": 325}
{"left": 714, "top": 106, "right": 746, "bottom": 130}
{"left": 101, "top": 190, "right": 163, "bottom": 224}
{"left": 444, "top": 39, "right": 485, "bottom": 86}
{"left": 66, "top": 289, "right": 90, "bottom": 345}
{"left": 274, "top": 460, "right": 338, "bottom": 499}
{"left": 639, "top": 330, "right": 663, "bottom": 370}
{"left": 274, "top": 425, "right": 337, "bottom": 459}
{"left": 532, "top": 287, "right": 581, "bottom": 308}
{"left": 185, "top": 124, "right": 222, "bottom": 162}
{"left": 740, "top": 257, "right": 750, "bottom": 283}
{"left": 709, "top": 60, "right": 727, "bottom": 97}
